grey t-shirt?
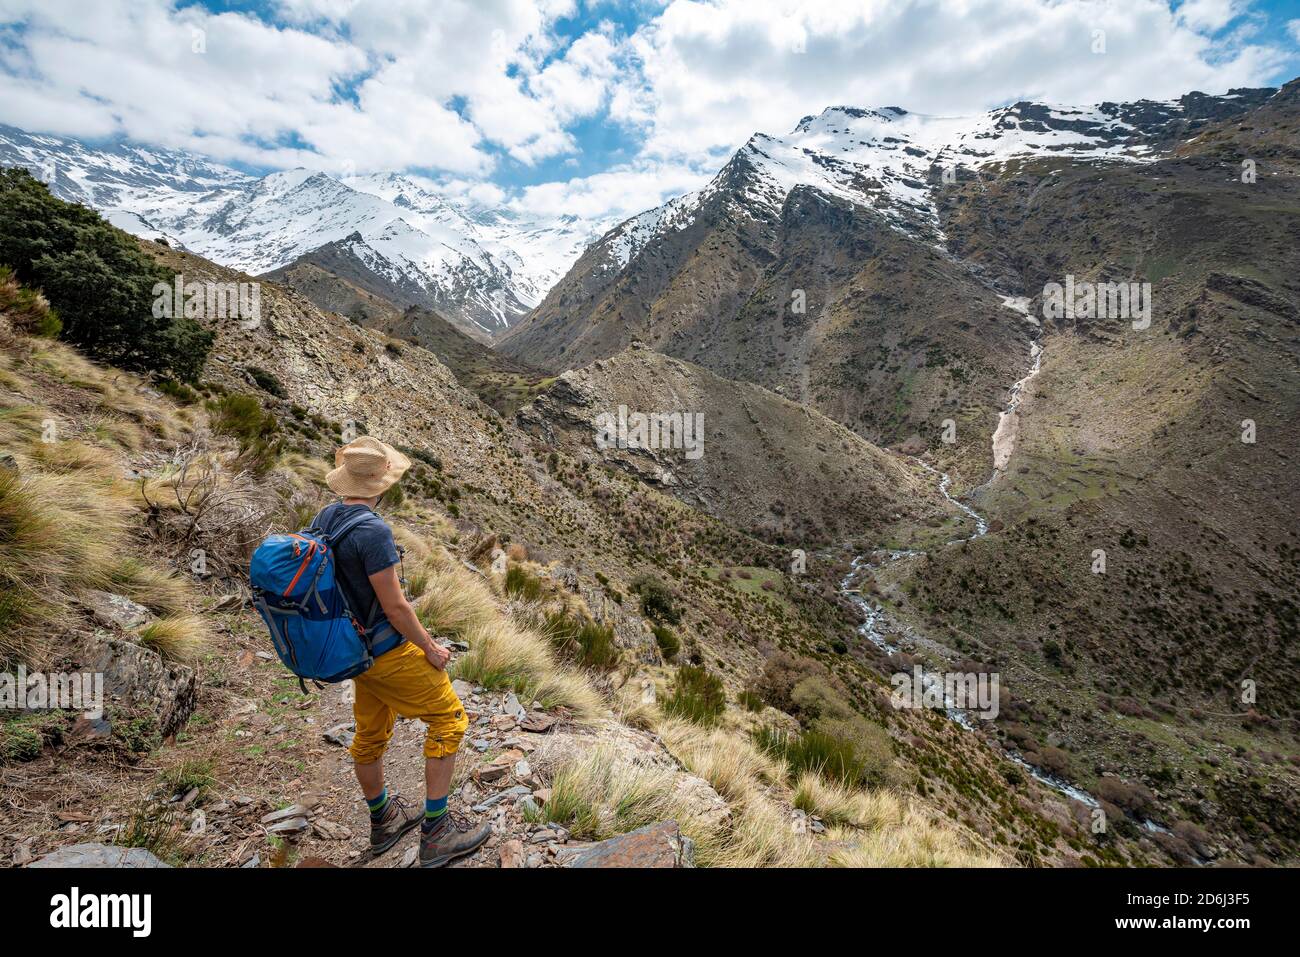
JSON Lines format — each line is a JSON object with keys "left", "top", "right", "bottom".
{"left": 315, "top": 502, "right": 403, "bottom": 656}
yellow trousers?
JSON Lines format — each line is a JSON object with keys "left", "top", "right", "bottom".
{"left": 348, "top": 642, "right": 468, "bottom": 764}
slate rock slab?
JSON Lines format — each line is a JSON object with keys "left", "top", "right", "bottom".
{"left": 565, "top": 821, "right": 694, "bottom": 868}
{"left": 30, "top": 843, "right": 171, "bottom": 868}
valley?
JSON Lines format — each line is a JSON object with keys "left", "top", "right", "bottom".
{"left": 1, "top": 73, "right": 1297, "bottom": 871}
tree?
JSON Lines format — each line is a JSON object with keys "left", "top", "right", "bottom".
{"left": 0, "top": 168, "right": 212, "bottom": 380}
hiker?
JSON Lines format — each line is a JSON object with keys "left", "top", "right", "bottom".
{"left": 319, "top": 436, "right": 490, "bottom": 867}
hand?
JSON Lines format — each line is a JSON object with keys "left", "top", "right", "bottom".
{"left": 423, "top": 641, "right": 451, "bottom": 670}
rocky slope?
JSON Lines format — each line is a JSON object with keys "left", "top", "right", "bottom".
{"left": 252, "top": 259, "right": 552, "bottom": 416}
{"left": 2, "top": 234, "right": 1190, "bottom": 868}
{"left": 490, "top": 80, "right": 1300, "bottom": 864}
{"left": 499, "top": 87, "right": 1276, "bottom": 484}
{"left": 259, "top": 258, "right": 402, "bottom": 328}
{"left": 516, "top": 345, "right": 967, "bottom": 546}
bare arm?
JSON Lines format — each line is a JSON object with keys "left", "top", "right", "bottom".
{"left": 368, "top": 565, "right": 450, "bottom": 669}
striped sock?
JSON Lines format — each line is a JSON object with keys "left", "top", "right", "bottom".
{"left": 367, "top": 788, "right": 389, "bottom": 819}
{"left": 422, "top": 795, "right": 448, "bottom": 833}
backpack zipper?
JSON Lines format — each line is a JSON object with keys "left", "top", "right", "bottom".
{"left": 283, "top": 541, "right": 318, "bottom": 596}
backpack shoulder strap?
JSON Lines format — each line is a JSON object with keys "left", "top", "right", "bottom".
{"left": 318, "top": 508, "right": 386, "bottom": 632}
{"left": 320, "top": 508, "right": 380, "bottom": 547}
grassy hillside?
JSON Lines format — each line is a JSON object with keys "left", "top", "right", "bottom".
{"left": 0, "top": 252, "right": 1075, "bottom": 868}
{"left": 875, "top": 86, "right": 1300, "bottom": 863}
{"left": 517, "top": 345, "right": 970, "bottom": 547}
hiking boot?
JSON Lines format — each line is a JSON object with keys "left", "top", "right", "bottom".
{"left": 419, "top": 810, "right": 491, "bottom": 868}
{"left": 369, "top": 794, "right": 422, "bottom": 857}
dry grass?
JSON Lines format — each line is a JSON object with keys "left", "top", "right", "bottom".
{"left": 0, "top": 463, "right": 207, "bottom": 667}
{"left": 715, "top": 799, "right": 820, "bottom": 868}
{"left": 394, "top": 537, "right": 603, "bottom": 719}
{"left": 827, "top": 809, "right": 1006, "bottom": 867}
{"left": 391, "top": 525, "right": 438, "bottom": 566}
{"left": 0, "top": 467, "right": 131, "bottom": 664}
{"left": 280, "top": 451, "right": 330, "bottom": 489}
{"left": 645, "top": 715, "right": 1004, "bottom": 867}
{"left": 414, "top": 561, "right": 499, "bottom": 637}
{"left": 26, "top": 439, "right": 120, "bottom": 474}
{"left": 653, "top": 716, "right": 815, "bottom": 867}
{"left": 539, "top": 745, "right": 729, "bottom": 855}
{"left": 792, "top": 772, "right": 903, "bottom": 830}
{"left": 135, "top": 613, "right": 210, "bottom": 665}
{"left": 656, "top": 717, "right": 787, "bottom": 804}
{"left": 107, "top": 558, "right": 192, "bottom": 617}
{"left": 611, "top": 678, "right": 659, "bottom": 731}
{"left": 0, "top": 402, "right": 48, "bottom": 451}
{"left": 454, "top": 616, "right": 602, "bottom": 718}
{"left": 0, "top": 337, "right": 205, "bottom": 668}
{"left": 84, "top": 413, "right": 145, "bottom": 451}
{"left": 27, "top": 341, "right": 188, "bottom": 442}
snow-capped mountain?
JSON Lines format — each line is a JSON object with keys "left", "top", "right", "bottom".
{"left": 499, "top": 85, "right": 1274, "bottom": 376}
{"left": 0, "top": 124, "right": 612, "bottom": 336}
{"left": 577, "top": 88, "right": 1273, "bottom": 272}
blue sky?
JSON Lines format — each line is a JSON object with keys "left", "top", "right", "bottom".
{"left": 1, "top": 0, "right": 1298, "bottom": 221}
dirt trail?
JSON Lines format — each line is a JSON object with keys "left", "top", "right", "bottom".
{"left": 309, "top": 669, "right": 577, "bottom": 869}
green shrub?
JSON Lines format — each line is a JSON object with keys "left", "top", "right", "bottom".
{"left": 210, "top": 393, "right": 272, "bottom": 443}
{"left": 504, "top": 565, "right": 545, "bottom": 602}
{"left": 0, "top": 711, "right": 65, "bottom": 761}
{"left": 155, "top": 379, "right": 199, "bottom": 403}
{"left": 209, "top": 393, "right": 281, "bottom": 473}
{"left": 113, "top": 714, "right": 162, "bottom": 754}
{"left": 652, "top": 623, "right": 680, "bottom": 661}
{"left": 546, "top": 612, "right": 620, "bottom": 671}
{"left": 754, "top": 726, "right": 861, "bottom": 785}
{"left": 738, "top": 688, "right": 765, "bottom": 712}
{"left": 753, "top": 721, "right": 896, "bottom": 790}
{"left": 118, "top": 802, "right": 182, "bottom": 863}
{"left": 160, "top": 758, "right": 214, "bottom": 799}
{"left": 0, "top": 168, "right": 212, "bottom": 380}
{"left": 247, "top": 366, "right": 285, "bottom": 398}
{"left": 632, "top": 574, "right": 681, "bottom": 624}
{"left": 663, "top": 664, "right": 725, "bottom": 725}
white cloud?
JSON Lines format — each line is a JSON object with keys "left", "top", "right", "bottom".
{"left": 510, "top": 160, "right": 711, "bottom": 221}
{"left": 0, "top": 0, "right": 1293, "bottom": 224}
{"left": 274, "top": 0, "right": 361, "bottom": 25}
{"left": 0, "top": 0, "right": 598, "bottom": 174}
{"left": 612, "top": 0, "right": 1290, "bottom": 168}
{"left": 1177, "top": 0, "right": 1242, "bottom": 33}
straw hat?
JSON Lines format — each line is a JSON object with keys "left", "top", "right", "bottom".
{"left": 326, "top": 436, "right": 411, "bottom": 499}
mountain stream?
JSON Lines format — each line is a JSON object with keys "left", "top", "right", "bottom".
{"left": 834, "top": 330, "right": 1111, "bottom": 813}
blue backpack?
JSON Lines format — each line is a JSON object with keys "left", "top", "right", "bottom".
{"left": 249, "top": 510, "right": 395, "bottom": 692}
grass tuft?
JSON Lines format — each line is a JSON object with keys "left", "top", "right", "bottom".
{"left": 452, "top": 617, "right": 602, "bottom": 719}
{"left": 416, "top": 563, "right": 499, "bottom": 636}
{"left": 545, "top": 611, "right": 620, "bottom": 670}
{"left": 662, "top": 664, "right": 725, "bottom": 725}
{"left": 0, "top": 467, "right": 136, "bottom": 665}
{"left": 135, "top": 613, "right": 209, "bottom": 664}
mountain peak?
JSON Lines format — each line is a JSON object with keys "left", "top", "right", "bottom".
{"left": 0, "top": 123, "right": 619, "bottom": 335}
